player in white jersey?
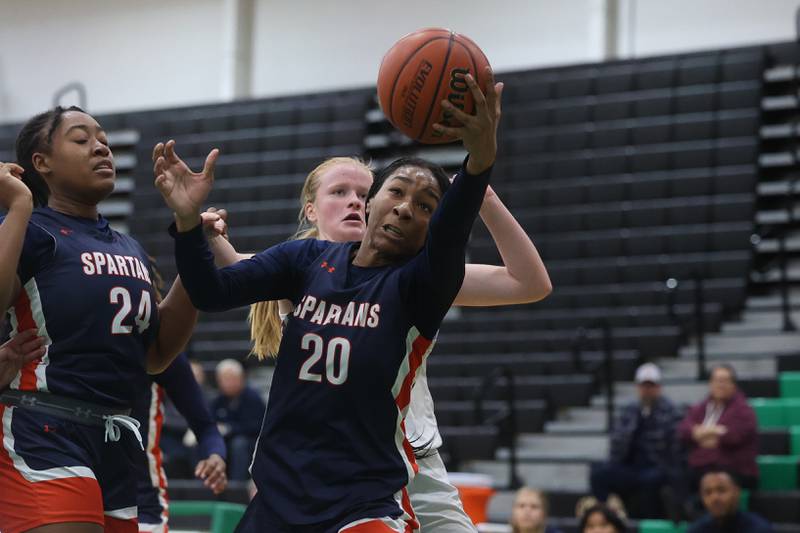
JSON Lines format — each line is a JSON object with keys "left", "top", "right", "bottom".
{"left": 168, "top": 90, "right": 551, "bottom": 532}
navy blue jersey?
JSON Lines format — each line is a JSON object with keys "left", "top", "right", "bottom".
{"left": 4, "top": 207, "right": 159, "bottom": 408}
{"left": 174, "top": 163, "right": 490, "bottom": 528}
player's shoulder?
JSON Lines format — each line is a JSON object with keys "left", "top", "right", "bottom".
{"left": 0, "top": 209, "right": 55, "bottom": 250}
{"left": 274, "top": 238, "right": 348, "bottom": 264}
{"left": 21, "top": 208, "right": 59, "bottom": 244}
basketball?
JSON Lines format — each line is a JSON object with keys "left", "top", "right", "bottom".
{"left": 377, "top": 28, "right": 492, "bottom": 144}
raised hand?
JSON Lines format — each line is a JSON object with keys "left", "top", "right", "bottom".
{"left": 432, "top": 66, "right": 503, "bottom": 175}
{"left": 195, "top": 453, "right": 228, "bottom": 495}
{"left": 152, "top": 140, "right": 219, "bottom": 230}
{"left": 0, "top": 329, "right": 46, "bottom": 390}
{"left": 0, "top": 162, "right": 32, "bottom": 212}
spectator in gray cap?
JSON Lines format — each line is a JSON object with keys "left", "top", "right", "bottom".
{"left": 589, "top": 363, "right": 683, "bottom": 518}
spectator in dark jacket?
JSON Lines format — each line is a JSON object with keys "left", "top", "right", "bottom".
{"left": 687, "top": 469, "right": 773, "bottom": 533}
{"left": 590, "top": 363, "right": 683, "bottom": 518}
{"left": 211, "top": 358, "right": 266, "bottom": 480}
{"left": 677, "top": 364, "right": 758, "bottom": 491}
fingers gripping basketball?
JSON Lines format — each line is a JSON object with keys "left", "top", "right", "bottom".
{"left": 377, "top": 28, "right": 492, "bottom": 144}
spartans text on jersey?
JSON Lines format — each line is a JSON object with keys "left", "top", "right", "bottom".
{"left": 293, "top": 294, "right": 380, "bottom": 328}
{"left": 80, "top": 252, "right": 152, "bottom": 283}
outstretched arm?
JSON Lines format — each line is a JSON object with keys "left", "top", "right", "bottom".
{"left": 153, "top": 141, "right": 302, "bottom": 312}
{"left": 455, "top": 185, "right": 551, "bottom": 306}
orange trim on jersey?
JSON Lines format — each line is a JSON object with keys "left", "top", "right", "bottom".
{"left": 0, "top": 405, "right": 104, "bottom": 533}
{"left": 399, "top": 487, "right": 418, "bottom": 532}
{"left": 394, "top": 335, "right": 431, "bottom": 476}
{"left": 13, "top": 289, "right": 39, "bottom": 391}
{"left": 153, "top": 386, "right": 170, "bottom": 521}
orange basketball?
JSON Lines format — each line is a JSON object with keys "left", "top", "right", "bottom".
{"left": 377, "top": 28, "right": 492, "bottom": 144}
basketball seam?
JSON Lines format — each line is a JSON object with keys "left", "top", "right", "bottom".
{"left": 418, "top": 32, "right": 455, "bottom": 141}
{"left": 455, "top": 38, "right": 481, "bottom": 117}
{"left": 386, "top": 36, "right": 451, "bottom": 126}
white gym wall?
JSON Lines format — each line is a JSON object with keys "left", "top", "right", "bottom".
{"left": 0, "top": 0, "right": 797, "bottom": 124}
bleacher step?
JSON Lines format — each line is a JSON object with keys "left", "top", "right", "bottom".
{"left": 502, "top": 434, "right": 609, "bottom": 461}
{"left": 659, "top": 357, "right": 775, "bottom": 378}
{"left": 517, "top": 433, "right": 609, "bottom": 455}
{"left": 751, "top": 265, "right": 800, "bottom": 284}
{"left": 591, "top": 382, "right": 708, "bottom": 407}
{"left": 746, "top": 289, "right": 800, "bottom": 310}
{"left": 727, "top": 309, "right": 800, "bottom": 329}
{"left": 462, "top": 460, "right": 590, "bottom": 492}
{"left": 545, "top": 419, "right": 608, "bottom": 434}
{"left": 679, "top": 332, "right": 800, "bottom": 358}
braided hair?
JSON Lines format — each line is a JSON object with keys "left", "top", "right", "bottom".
{"left": 15, "top": 106, "right": 85, "bottom": 207}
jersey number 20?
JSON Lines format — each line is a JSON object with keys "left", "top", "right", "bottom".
{"left": 298, "top": 333, "right": 350, "bottom": 385}
{"left": 110, "top": 287, "right": 152, "bottom": 334}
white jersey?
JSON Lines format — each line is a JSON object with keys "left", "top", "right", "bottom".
{"left": 404, "top": 363, "right": 443, "bottom": 451}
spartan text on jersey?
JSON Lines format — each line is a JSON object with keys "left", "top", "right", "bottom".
{"left": 80, "top": 252, "right": 152, "bottom": 283}
{"left": 293, "top": 294, "right": 381, "bottom": 328}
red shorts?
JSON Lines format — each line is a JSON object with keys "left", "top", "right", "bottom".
{"left": 0, "top": 404, "right": 138, "bottom": 533}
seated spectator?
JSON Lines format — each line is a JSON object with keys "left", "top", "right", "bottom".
{"left": 589, "top": 363, "right": 683, "bottom": 518}
{"left": 212, "top": 358, "right": 266, "bottom": 480}
{"left": 578, "top": 502, "right": 628, "bottom": 533}
{"left": 510, "top": 487, "right": 563, "bottom": 533}
{"left": 677, "top": 365, "right": 758, "bottom": 491}
{"left": 687, "top": 469, "right": 773, "bottom": 532}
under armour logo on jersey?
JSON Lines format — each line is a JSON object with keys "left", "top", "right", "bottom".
{"left": 60, "top": 227, "right": 73, "bottom": 236}
{"left": 320, "top": 261, "right": 335, "bottom": 273}
{"left": 21, "top": 395, "right": 37, "bottom": 407}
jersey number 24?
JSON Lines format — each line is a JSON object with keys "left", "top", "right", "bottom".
{"left": 110, "top": 287, "right": 152, "bottom": 335}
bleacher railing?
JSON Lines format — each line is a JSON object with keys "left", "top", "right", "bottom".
{"left": 666, "top": 275, "right": 710, "bottom": 380}
{"left": 572, "top": 319, "right": 616, "bottom": 433}
{"left": 473, "top": 365, "right": 523, "bottom": 490}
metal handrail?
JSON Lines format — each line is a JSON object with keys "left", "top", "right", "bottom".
{"left": 665, "top": 275, "right": 708, "bottom": 380}
{"left": 779, "top": 232, "right": 797, "bottom": 331}
{"left": 692, "top": 273, "right": 709, "bottom": 381}
{"left": 571, "top": 319, "right": 615, "bottom": 432}
{"left": 473, "top": 365, "right": 523, "bottom": 490}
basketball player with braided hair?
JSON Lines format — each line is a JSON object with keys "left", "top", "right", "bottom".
{"left": 0, "top": 107, "right": 198, "bottom": 533}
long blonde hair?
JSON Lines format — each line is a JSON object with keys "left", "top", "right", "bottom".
{"left": 248, "top": 157, "right": 372, "bottom": 360}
